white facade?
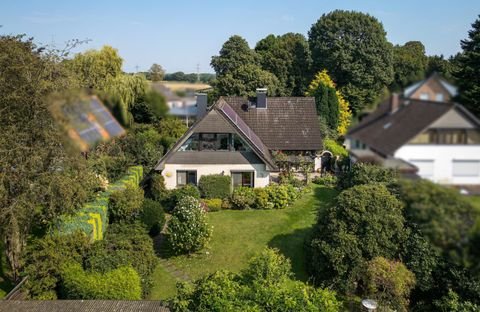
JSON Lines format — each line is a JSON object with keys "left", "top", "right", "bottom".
{"left": 394, "top": 145, "right": 480, "bottom": 185}
{"left": 162, "top": 163, "right": 270, "bottom": 190}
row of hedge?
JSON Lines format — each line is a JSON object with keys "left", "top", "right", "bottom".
{"left": 54, "top": 166, "right": 143, "bottom": 241}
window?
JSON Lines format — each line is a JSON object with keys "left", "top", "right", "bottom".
{"left": 231, "top": 171, "right": 254, "bottom": 188}
{"left": 177, "top": 170, "right": 197, "bottom": 186}
{"left": 179, "top": 133, "right": 199, "bottom": 151}
{"left": 409, "top": 159, "right": 434, "bottom": 177}
{"left": 419, "top": 93, "right": 429, "bottom": 100}
{"left": 452, "top": 160, "right": 480, "bottom": 177}
{"left": 410, "top": 129, "right": 470, "bottom": 145}
{"left": 178, "top": 133, "right": 237, "bottom": 151}
{"left": 233, "top": 134, "right": 251, "bottom": 151}
{"left": 436, "top": 93, "right": 444, "bottom": 102}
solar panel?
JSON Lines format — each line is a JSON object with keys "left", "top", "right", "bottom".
{"left": 219, "top": 102, "right": 267, "bottom": 154}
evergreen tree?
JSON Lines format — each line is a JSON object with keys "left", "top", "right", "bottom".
{"left": 454, "top": 15, "right": 480, "bottom": 118}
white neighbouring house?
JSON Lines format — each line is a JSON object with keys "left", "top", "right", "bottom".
{"left": 346, "top": 85, "right": 480, "bottom": 185}
{"left": 155, "top": 89, "right": 323, "bottom": 189}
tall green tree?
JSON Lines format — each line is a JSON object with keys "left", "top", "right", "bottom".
{"left": 211, "top": 35, "right": 281, "bottom": 97}
{"left": 308, "top": 10, "right": 394, "bottom": 114}
{"left": 0, "top": 36, "right": 95, "bottom": 280}
{"left": 426, "top": 54, "right": 458, "bottom": 81}
{"left": 148, "top": 63, "right": 165, "bottom": 82}
{"left": 454, "top": 15, "right": 480, "bottom": 118}
{"left": 391, "top": 41, "right": 428, "bottom": 91}
{"left": 67, "top": 45, "right": 123, "bottom": 90}
{"left": 255, "top": 33, "right": 312, "bottom": 96}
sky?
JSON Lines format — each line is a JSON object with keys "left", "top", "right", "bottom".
{"left": 1, "top": 1, "right": 479, "bottom": 73}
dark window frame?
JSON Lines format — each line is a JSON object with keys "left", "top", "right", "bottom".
{"left": 177, "top": 170, "right": 197, "bottom": 186}
{"left": 231, "top": 171, "right": 255, "bottom": 188}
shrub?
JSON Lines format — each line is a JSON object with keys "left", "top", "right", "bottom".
{"left": 203, "top": 198, "right": 223, "bottom": 212}
{"left": 198, "top": 175, "right": 232, "bottom": 199}
{"left": 24, "top": 233, "right": 90, "bottom": 299}
{"left": 323, "top": 138, "right": 348, "bottom": 158}
{"left": 265, "top": 184, "right": 290, "bottom": 209}
{"left": 167, "top": 184, "right": 200, "bottom": 211}
{"left": 61, "top": 262, "right": 141, "bottom": 300}
{"left": 361, "top": 257, "right": 416, "bottom": 312}
{"left": 254, "top": 188, "right": 272, "bottom": 209}
{"left": 312, "top": 174, "right": 337, "bottom": 187}
{"left": 108, "top": 185, "right": 144, "bottom": 223}
{"left": 337, "top": 163, "right": 397, "bottom": 191}
{"left": 147, "top": 172, "right": 170, "bottom": 203}
{"left": 229, "top": 187, "right": 256, "bottom": 210}
{"left": 308, "top": 184, "right": 408, "bottom": 291}
{"left": 141, "top": 198, "right": 166, "bottom": 235}
{"left": 84, "top": 222, "right": 158, "bottom": 296}
{"left": 167, "top": 196, "right": 212, "bottom": 254}
{"left": 284, "top": 184, "right": 300, "bottom": 203}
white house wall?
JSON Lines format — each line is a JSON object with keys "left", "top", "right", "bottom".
{"left": 394, "top": 145, "right": 480, "bottom": 185}
{"left": 162, "top": 163, "right": 270, "bottom": 189}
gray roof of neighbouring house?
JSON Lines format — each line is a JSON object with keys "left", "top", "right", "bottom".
{"left": 222, "top": 96, "right": 323, "bottom": 151}
{"left": 347, "top": 97, "right": 480, "bottom": 156}
{"left": 0, "top": 300, "right": 169, "bottom": 312}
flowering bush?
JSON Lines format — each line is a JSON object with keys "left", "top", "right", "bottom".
{"left": 167, "top": 196, "right": 212, "bottom": 254}
{"left": 230, "top": 187, "right": 256, "bottom": 210}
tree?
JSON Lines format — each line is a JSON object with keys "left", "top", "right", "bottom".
{"left": 306, "top": 70, "right": 352, "bottom": 135}
{"left": 67, "top": 45, "right": 123, "bottom": 90}
{"left": 148, "top": 63, "right": 165, "bottom": 82}
{"left": 361, "top": 257, "right": 416, "bottom": 312}
{"left": 426, "top": 54, "right": 458, "bottom": 81}
{"left": 391, "top": 41, "right": 428, "bottom": 91}
{"left": 211, "top": 35, "right": 282, "bottom": 97}
{"left": 308, "top": 183, "right": 408, "bottom": 291}
{"left": 131, "top": 90, "right": 168, "bottom": 124}
{"left": 308, "top": 10, "right": 394, "bottom": 114}
{"left": 454, "top": 15, "right": 480, "bottom": 118}
{"left": 255, "top": 33, "right": 312, "bottom": 96}
{"left": 0, "top": 35, "right": 96, "bottom": 280}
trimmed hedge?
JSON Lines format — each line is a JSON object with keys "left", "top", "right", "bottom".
{"left": 203, "top": 198, "right": 223, "bottom": 212}
{"left": 55, "top": 166, "right": 143, "bottom": 241}
{"left": 60, "top": 262, "right": 142, "bottom": 300}
{"left": 198, "top": 174, "right": 232, "bottom": 199}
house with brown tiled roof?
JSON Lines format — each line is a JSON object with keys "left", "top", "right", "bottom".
{"left": 155, "top": 89, "right": 323, "bottom": 189}
{"left": 346, "top": 89, "right": 480, "bottom": 186}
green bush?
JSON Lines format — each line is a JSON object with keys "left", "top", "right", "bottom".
{"left": 141, "top": 198, "right": 166, "bottom": 235}
{"left": 312, "top": 174, "right": 337, "bottom": 187}
{"left": 265, "top": 184, "right": 290, "bottom": 209}
{"left": 229, "top": 187, "right": 256, "bottom": 210}
{"left": 168, "top": 196, "right": 212, "bottom": 254}
{"left": 254, "top": 188, "right": 272, "bottom": 209}
{"left": 167, "top": 184, "right": 200, "bottom": 211}
{"left": 323, "top": 138, "right": 348, "bottom": 158}
{"left": 147, "top": 172, "right": 170, "bottom": 203}
{"left": 203, "top": 198, "right": 223, "bottom": 212}
{"left": 24, "top": 233, "right": 90, "bottom": 299}
{"left": 337, "top": 163, "right": 397, "bottom": 191}
{"left": 84, "top": 223, "right": 158, "bottom": 296}
{"left": 61, "top": 262, "right": 141, "bottom": 300}
{"left": 198, "top": 174, "right": 232, "bottom": 199}
{"left": 108, "top": 185, "right": 144, "bottom": 223}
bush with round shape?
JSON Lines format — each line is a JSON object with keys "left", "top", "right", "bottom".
{"left": 198, "top": 174, "right": 232, "bottom": 199}
{"left": 167, "top": 184, "right": 200, "bottom": 211}
{"left": 337, "top": 163, "right": 397, "bottom": 191}
{"left": 61, "top": 262, "right": 141, "bottom": 300}
{"left": 147, "top": 172, "right": 170, "bottom": 203}
{"left": 265, "top": 184, "right": 290, "bottom": 209}
{"left": 229, "top": 187, "right": 256, "bottom": 210}
{"left": 167, "top": 196, "right": 212, "bottom": 254}
{"left": 203, "top": 198, "right": 223, "bottom": 212}
{"left": 108, "top": 185, "right": 144, "bottom": 223}
{"left": 254, "top": 188, "right": 272, "bottom": 209}
{"left": 141, "top": 198, "right": 166, "bottom": 236}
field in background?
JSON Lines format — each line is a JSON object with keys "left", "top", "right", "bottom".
{"left": 155, "top": 81, "right": 211, "bottom": 91}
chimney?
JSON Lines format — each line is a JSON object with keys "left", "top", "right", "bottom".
{"left": 390, "top": 93, "right": 400, "bottom": 113}
{"left": 196, "top": 93, "right": 207, "bottom": 119}
{"left": 256, "top": 88, "right": 267, "bottom": 109}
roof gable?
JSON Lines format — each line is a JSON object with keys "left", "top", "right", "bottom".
{"left": 404, "top": 73, "right": 458, "bottom": 99}
{"left": 428, "top": 107, "right": 477, "bottom": 129}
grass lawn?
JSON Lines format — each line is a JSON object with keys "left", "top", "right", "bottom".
{"left": 149, "top": 184, "right": 336, "bottom": 300}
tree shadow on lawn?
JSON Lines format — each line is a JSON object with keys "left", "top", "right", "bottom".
{"left": 268, "top": 227, "right": 314, "bottom": 283}
{"left": 153, "top": 232, "right": 176, "bottom": 260}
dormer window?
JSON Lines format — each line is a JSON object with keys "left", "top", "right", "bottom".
{"left": 420, "top": 93, "right": 429, "bottom": 100}
{"left": 436, "top": 93, "right": 444, "bottom": 102}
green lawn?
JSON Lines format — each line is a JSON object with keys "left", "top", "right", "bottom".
{"left": 149, "top": 184, "right": 336, "bottom": 300}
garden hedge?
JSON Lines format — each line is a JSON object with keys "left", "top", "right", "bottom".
{"left": 198, "top": 174, "right": 232, "bottom": 199}
{"left": 55, "top": 166, "right": 143, "bottom": 241}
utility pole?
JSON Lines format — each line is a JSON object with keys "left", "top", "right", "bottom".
{"left": 135, "top": 65, "right": 139, "bottom": 74}
{"left": 196, "top": 63, "right": 200, "bottom": 83}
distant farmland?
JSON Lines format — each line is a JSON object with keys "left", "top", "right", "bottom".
{"left": 153, "top": 81, "right": 211, "bottom": 91}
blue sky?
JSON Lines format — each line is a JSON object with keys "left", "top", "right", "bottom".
{"left": 1, "top": 1, "right": 479, "bottom": 73}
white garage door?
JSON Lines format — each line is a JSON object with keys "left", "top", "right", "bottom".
{"left": 409, "top": 159, "right": 434, "bottom": 177}
{"left": 452, "top": 160, "right": 480, "bottom": 177}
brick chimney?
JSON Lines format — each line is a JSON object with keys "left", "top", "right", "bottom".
{"left": 196, "top": 93, "right": 207, "bottom": 119}
{"left": 390, "top": 93, "right": 400, "bottom": 113}
{"left": 256, "top": 88, "right": 267, "bottom": 109}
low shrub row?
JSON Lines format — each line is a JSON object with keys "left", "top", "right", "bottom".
{"left": 55, "top": 166, "right": 143, "bottom": 241}
{"left": 229, "top": 184, "right": 301, "bottom": 210}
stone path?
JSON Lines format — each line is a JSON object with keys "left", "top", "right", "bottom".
{"left": 154, "top": 216, "right": 191, "bottom": 282}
